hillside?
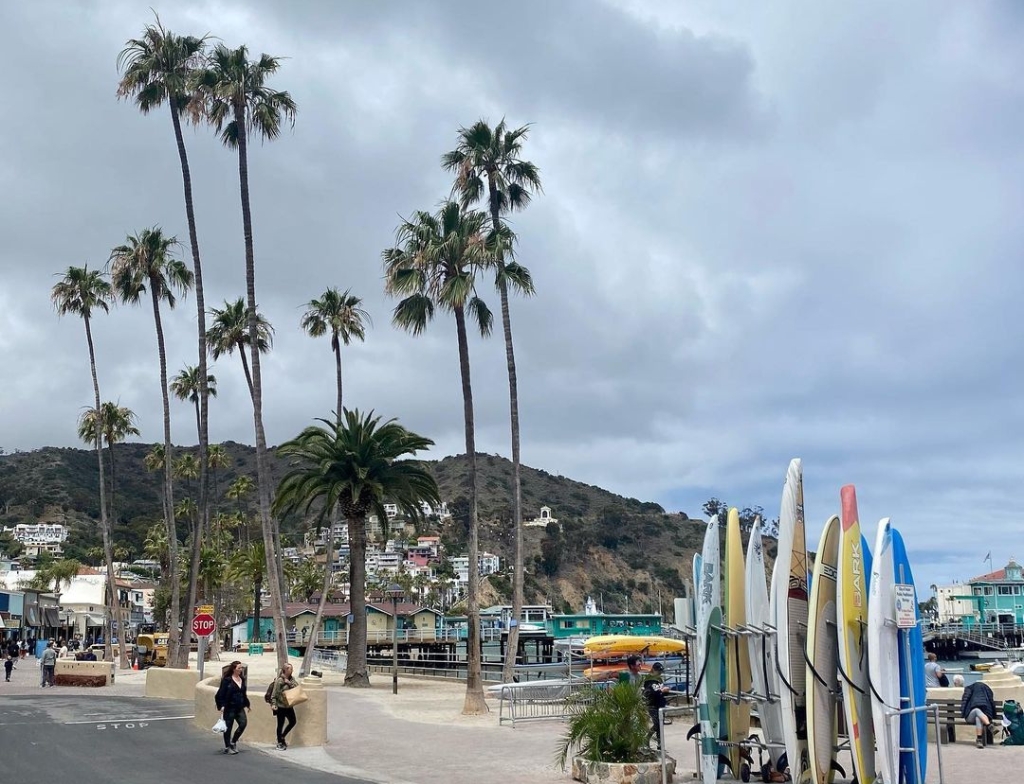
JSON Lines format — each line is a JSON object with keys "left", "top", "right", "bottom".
{"left": 0, "top": 444, "right": 754, "bottom": 618}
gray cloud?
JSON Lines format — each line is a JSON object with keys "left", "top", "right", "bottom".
{"left": 2, "top": 0, "right": 1023, "bottom": 591}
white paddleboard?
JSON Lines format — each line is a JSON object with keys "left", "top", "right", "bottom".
{"left": 805, "top": 515, "right": 840, "bottom": 784}
{"left": 868, "top": 518, "right": 899, "bottom": 784}
{"left": 697, "top": 516, "right": 723, "bottom": 784}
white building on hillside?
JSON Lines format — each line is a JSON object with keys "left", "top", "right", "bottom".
{"left": 9, "top": 523, "right": 69, "bottom": 556}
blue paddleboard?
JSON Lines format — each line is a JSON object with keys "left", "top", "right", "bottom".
{"left": 892, "top": 529, "right": 927, "bottom": 784}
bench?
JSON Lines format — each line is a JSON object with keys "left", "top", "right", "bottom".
{"left": 927, "top": 698, "right": 1004, "bottom": 744}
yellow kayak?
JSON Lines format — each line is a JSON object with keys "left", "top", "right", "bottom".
{"left": 582, "top": 635, "right": 686, "bottom": 657}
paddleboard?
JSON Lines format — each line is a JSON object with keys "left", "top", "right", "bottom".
{"left": 745, "top": 516, "right": 786, "bottom": 772}
{"left": 582, "top": 635, "right": 687, "bottom": 657}
{"left": 724, "top": 508, "right": 752, "bottom": 777}
{"left": 697, "top": 516, "right": 723, "bottom": 784}
{"left": 806, "top": 515, "right": 840, "bottom": 784}
{"left": 771, "top": 458, "right": 810, "bottom": 782}
{"left": 868, "top": 518, "right": 899, "bottom": 784}
{"left": 893, "top": 528, "right": 927, "bottom": 784}
{"left": 836, "top": 486, "right": 876, "bottom": 784}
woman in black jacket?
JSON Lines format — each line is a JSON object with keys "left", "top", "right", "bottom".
{"left": 961, "top": 680, "right": 997, "bottom": 748}
{"left": 215, "top": 661, "right": 250, "bottom": 754}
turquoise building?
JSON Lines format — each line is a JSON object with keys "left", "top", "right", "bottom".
{"left": 963, "top": 559, "right": 1024, "bottom": 626}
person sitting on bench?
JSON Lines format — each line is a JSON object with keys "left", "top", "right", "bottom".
{"left": 961, "top": 679, "right": 997, "bottom": 749}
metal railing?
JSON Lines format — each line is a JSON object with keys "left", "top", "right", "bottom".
{"left": 497, "top": 678, "right": 594, "bottom": 727}
{"left": 287, "top": 627, "right": 507, "bottom": 646}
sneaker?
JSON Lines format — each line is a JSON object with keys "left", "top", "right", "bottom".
{"left": 222, "top": 748, "right": 231, "bottom": 754}
{"left": 281, "top": 740, "right": 288, "bottom": 750}
{"left": 276, "top": 742, "right": 285, "bottom": 750}
{"left": 976, "top": 739, "right": 984, "bottom": 749}
{"left": 229, "top": 745, "right": 239, "bottom": 755}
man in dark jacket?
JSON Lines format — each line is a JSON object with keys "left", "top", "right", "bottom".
{"left": 643, "top": 662, "right": 670, "bottom": 748}
{"left": 961, "top": 680, "right": 997, "bottom": 748}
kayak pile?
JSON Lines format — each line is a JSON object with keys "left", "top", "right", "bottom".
{"left": 691, "top": 458, "right": 927, "bottom": 784}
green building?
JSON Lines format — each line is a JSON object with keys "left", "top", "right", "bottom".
{"left": 963, "top": 559, "right": 1024, "bottom": 626}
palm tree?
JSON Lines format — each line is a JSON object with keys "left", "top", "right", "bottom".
{"left": 229, "top": 541, "right": 266, "bottom": 644}
{"left": 273, "top": 409, "right": 440, "bottom": 687}
{"left": 198, "top": 44, "right": 296, "bottom": 668}
{"left": 383, "top": 202, "right": 493, "bottom": 712}
{"left": 108, "top": 227, "right": 193, "bottom": 665}
{"left": 170, "top": 364, "right": 217, "bottom": 443}
{"left": 443, "top": 120, "right": 541, "bottom": 682}
{"left": 225, "top": 474, "right": 255, "bottom": 545}
{"left": 207, "top": 298, "right": 273, "bottom": 401}
{"left": 118, "top": 19, "right": 216, "bottom": 668}
{"left": 51, "top": 266, "right": 126, "bottom": 667}
{"left": 77, "top": 401, "right": 140, "bottom": 525}
{"left": 297, "top": 287, "right": 369, "bottom": 675}
{"left": 207, "top": 444, "right": 230, "bottom": 512}
{"left": 300, "top": 288, "right": 370, "bottom": 416}
{"left": 143, "top": 523, "right": 170, "bottom": 575}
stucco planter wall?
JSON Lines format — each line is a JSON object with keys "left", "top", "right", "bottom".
{"left": 54, "top": 660, "right": 115, "bottom": 687}
{"left": 571, "top": 755, "right": 675, "bottom": 783}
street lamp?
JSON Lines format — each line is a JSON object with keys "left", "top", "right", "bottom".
{"left": 385, "top": 583, "right": 404, "bottom": 694}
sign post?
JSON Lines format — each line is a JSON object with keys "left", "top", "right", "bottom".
{"left": 192, "top": 612, "right": 216, "bottom": 681}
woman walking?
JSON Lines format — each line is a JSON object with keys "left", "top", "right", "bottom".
{"left": 270, "top": 663, "right": 299, "bottom": 749}
{"left": 215, "top": 661, "right": 250, "bottom": 754}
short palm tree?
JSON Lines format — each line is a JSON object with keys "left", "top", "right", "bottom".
{"left": 197, "top": 42, "right": 296, "bottom": 668}
{"left": 444, "top": 119, "right": 541, "bottom": 682}
{"left": 300, "top": 287, "right": 370, "bottom": 416}
{"left": 382, "top": 202, "right": 493, "bottom": 712}
{"left": 119, "top": 21, "right": 217, "bottom": 668}
{"left": 229, "top": 541, "right": 266, "bottom": 643}
{"left": 51, "top": 266, "right": 127, "bottom": 667}
{"left": 207, "top": 297, "right": 273, "bottom": 401}
{"left": 109, "top": 226, "right": 193, "bottom": 663}
{"left": 170, "top": 364, "right": 217, "bottom": 442}
{"left": 273, "top": 409, "right": 439, "bottom": 687}
{"left": 557, "top": 681, "right": 656, "bottom": 769}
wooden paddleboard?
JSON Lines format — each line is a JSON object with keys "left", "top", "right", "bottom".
{"left": 806, "top": 515, "right": 840, "bottom": 784}
{"left": 724, "top": 507, "right": 752, "bottom": 777}
{"left": 771, "top": 458, "right": 810, "bottom": 782}
{"left": 745, "top": 517, "right": 786, "bottom": 772}
{"left": 869, "top": 518, "right": 899, "bottom": 784}
{"left": 893, "top": 529, "right": 927, "bottom": 784}
{"left": 697, "top": 515, "right": 723, "bottom": 784}
{"left": 836, "top": 486, "right": 875, "bottom": 784}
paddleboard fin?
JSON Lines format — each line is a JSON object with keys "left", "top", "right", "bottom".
{"left": 687, "top": 722, "right": 701, "bottom": 741}
{"left": 830, "top": 759, "right": 846, "bottom": 778}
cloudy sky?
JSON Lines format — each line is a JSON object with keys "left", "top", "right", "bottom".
{"left": 2, "top": 0, "right": 1022, "bottom": 591}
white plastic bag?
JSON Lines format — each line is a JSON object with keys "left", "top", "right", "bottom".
{"left": 212, "top": 717, "right": 227, "bottom": 733}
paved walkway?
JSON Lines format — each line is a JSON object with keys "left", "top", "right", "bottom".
{"left": 5, "top": 653, "right": 1024, "bottom": 782}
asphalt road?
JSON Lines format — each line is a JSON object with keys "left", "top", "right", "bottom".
{"left": 0, "top": 694, "right": 371, "bottom": 784}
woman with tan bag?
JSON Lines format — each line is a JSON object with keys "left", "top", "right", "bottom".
{"left": 270, "top": 663, "right": 301, "bottom": 749}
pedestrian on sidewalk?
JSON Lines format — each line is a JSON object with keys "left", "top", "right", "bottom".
{"left": 270, "top": 663, "right": 300, "bottom": 750}
{"left": 40, "top": 642, "right": 57, "bottom": 687}
{"left": 215, "top": 660, "right": 250, "bottom": 754}
{"left": 4, "top": 654, "right": 13, "bottom": 682}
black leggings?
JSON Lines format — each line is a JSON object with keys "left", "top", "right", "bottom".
{"left": 223, "top": 707, "right": 247, "bottom": 747}
{"left": 276, "top": 707, "right": 297, "bottom": 742}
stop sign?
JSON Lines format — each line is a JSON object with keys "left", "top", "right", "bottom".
{"left": 191, "top": 613, "right": 216, "bottom": 637}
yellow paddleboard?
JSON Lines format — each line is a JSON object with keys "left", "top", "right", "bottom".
{"left": 582, "top": 635, "right": 687, "bottom": 657}
{"left": 725, "top": 508, "right": 752, "bottom": 777}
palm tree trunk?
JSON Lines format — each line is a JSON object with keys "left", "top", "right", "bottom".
{"left": 234, "top": 101, "right": 288, "bottom": 669}
{"left": 345, "top": 513, "right": 370, "bottom": 687}
{"left": 180, "top": 398, "right": 204, "bottom": 668}
{"left": 489, "top": 186, "right": 525, "bottom": 684}
{"left": 172, "top": 104, "right": 211, "bottom": 669}
{"left": 334, "top": 341, "right": 343, "bottom": 416}
{"left": 106, "top": 437, "right": 130, "bottom": 669}
{"left": 150, "top": 287, "right": 181, "bottom": 666}
{"left": 253, "top": 574, "right": 262, "bottom": 643}
{"left": 454, "top": 305, "right": 486, "bottom": 714}
{"left": 83, "top": 316, "right": 121, "bottom": 667}
{"left": 238, "top": 350, "right": 255, "bottom": 401}
{"left": 299, "top": 526, "right": 334, "bottom": 677}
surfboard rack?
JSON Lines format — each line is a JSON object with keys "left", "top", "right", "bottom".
{"left": 880, "top": 702, "right": 946, "bottom": 784}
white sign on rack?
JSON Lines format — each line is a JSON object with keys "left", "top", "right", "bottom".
{"left": 894, "top": 584, "right": 917, "bottom": 628}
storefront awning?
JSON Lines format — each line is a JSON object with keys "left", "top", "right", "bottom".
{"left": 25, "top": 606, "right": 39, "bottom": 627}
{"left": 0, "top": 616, "right": 5, "bottom": 629}
{"left": 85, "top": 614, "right": 106, "bottom": 627}
{"left": 43, "top": 607, "right": 61, "bottom": 628}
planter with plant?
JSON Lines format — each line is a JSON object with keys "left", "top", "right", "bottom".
{"left": 557, "top": 681, "right": 676, "bottom": 783}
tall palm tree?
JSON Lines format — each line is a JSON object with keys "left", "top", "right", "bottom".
{"left": 118, "top": 19, "right": 215, "bottom": 668}
{"left": 274, "top": 409, "right": 439, "bottom": 687}
{"left": 198, "top": 44, "right": 296, "bottom": 668}
{"left": 229, "top": 541, "right": 266, "bottom": 644}
{"left": 51, "top": 266, "right": 125, "bottom": 667}
{"left": 77, "top": 401, "right": 140, "bottom": 528}
{"left": 297, "top": 287, "right": 369, "bottom": 675}
{"left": 225, "top": 474, "right": 255, "bottom": 545}
{"left": 207, "top": 298, "right": 273, "bottom": 401}
{"left": 207, "top": 444, "right": 230, "bottom": 512}
{"left": 443, "top": 120, "right": 541, "bottom": 682}
{"left": 108, "top": 227, "right": 193, "bottom": 665}
{"left": 300, "top": 288, "right": 370, "bottom": 416}
{"left": 383, "top": 202, "right": 494, "bottom": 713}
